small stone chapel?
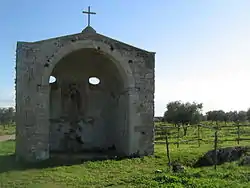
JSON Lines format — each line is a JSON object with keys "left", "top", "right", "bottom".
{"left": 15, "top": 7, "right": 155, "bottom": 162}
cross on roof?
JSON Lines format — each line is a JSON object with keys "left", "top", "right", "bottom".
{"left": 82, "top": 6, "right": 96, "bottom": 27}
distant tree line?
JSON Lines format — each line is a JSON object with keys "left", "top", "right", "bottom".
{"left": 0, "top": 107, "right": 15, "bottom": 127}
{"left": 161, "top": 101, "right": 250, "bottom": 136}
{"left": 206, "top": 110, "right": 250, "bottom": 124}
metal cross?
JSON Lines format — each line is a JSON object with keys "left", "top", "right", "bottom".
{"left": 82, "top": 6, "right": 96, "bottom": 27}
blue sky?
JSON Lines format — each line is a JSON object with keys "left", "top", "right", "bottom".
{"left": 1, "top": 0, "right": 250, "bottom": 116}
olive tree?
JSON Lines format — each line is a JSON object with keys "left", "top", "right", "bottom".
{"left": 163, "top": 101, "right": 203, "bottom": 136}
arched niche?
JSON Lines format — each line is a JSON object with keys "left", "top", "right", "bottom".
{"left": 43, "top": 41, "right": 135, "bottom": 157}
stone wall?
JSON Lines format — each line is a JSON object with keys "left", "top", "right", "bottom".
{"left": 15, "top": 27, "right": 155, "bottom": 162}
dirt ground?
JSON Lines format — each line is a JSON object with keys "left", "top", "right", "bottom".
{"left": 0, "top": 135, "right": 15, "bottom": 142}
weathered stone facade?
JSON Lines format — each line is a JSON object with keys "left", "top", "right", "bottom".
{"left": 15, "top": 26, "right": 155, "bottom": 162}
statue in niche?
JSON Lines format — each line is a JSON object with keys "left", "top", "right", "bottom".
{"left": 69, "top": 83, "right": 82, "bottom": 120}
{"left": 61, "top": 82, "right": 86, "bottom": 122}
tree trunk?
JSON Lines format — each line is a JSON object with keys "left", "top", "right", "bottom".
{"left": 182, "top": 124, "right": 188, "bottom": 136}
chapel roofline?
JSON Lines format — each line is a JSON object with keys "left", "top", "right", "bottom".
{"left": 17, "top": 27, "right": 155, "bottom": 54}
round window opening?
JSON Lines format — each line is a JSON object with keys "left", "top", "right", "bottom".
{"left": 49, "top": 76, "right": 57, "bottom": 84}
{"left": 89, "top": 77, "right": 100, "bottom": 85}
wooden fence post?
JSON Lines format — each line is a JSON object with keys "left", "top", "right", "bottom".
{"left": 214, "top": 129, "right": 218, "bottom": 170}
{"left": 165, "top": 134, "right": 171, "bottom": 169}
{"left": 197, "top": 124, "right": 200, "bottom": 147}
{"left": 177, "top": 124, "right": 180, "bottom": 148}
{"left": 237, "top": 123, "right": 240, "bottom": 145}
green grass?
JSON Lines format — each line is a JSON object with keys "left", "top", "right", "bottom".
{"left": 0, "top": 124, "right": 15, "bottom": 136}
{"left": 0, "top": 141, "right": 250, "bottom": 188}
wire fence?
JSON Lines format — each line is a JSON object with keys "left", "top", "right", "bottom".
{"left": 154, "top": 123, "right": 250, "bottom": 170}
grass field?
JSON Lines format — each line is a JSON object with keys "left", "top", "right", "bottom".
{"left": 0, "top": 122, "right": 250, "bottom": 187}
{"left": 0, "top": 140, "right": 250, "bottom": 188}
